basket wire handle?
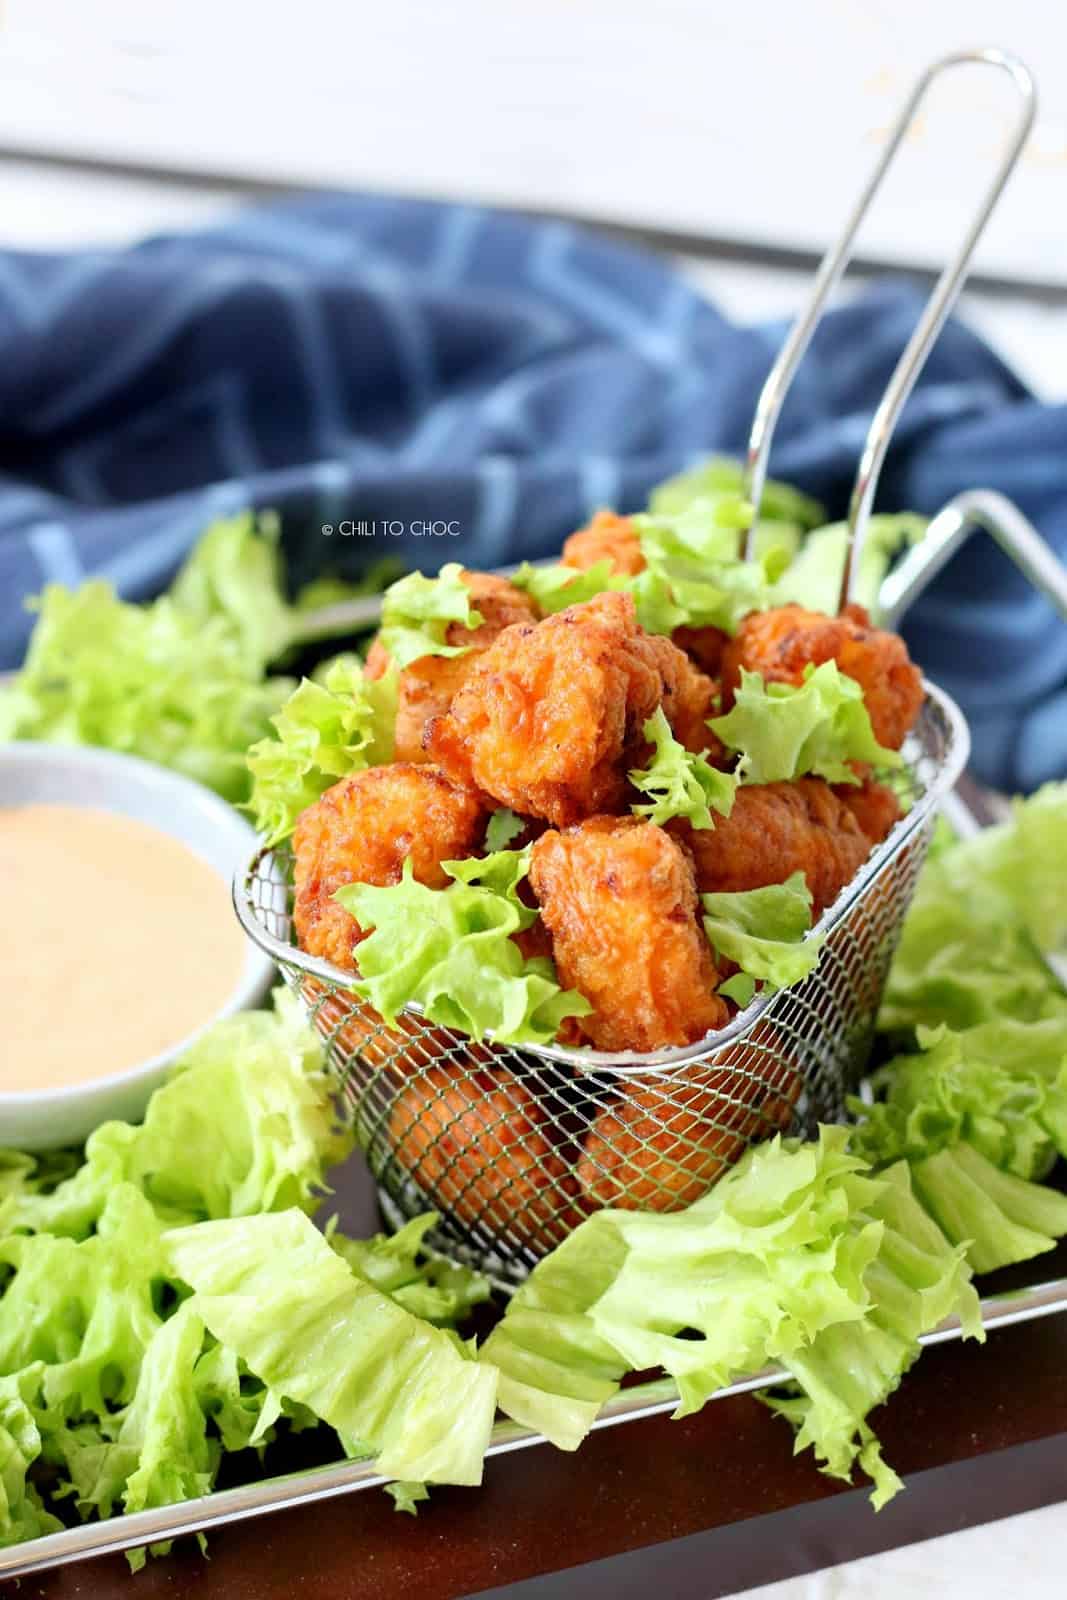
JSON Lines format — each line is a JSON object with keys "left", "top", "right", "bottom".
{"left": 877, "top": 487, "right": 1067, "bottom": 628}
{"left": 741, "top": 47, "right": 1037, "bottom": 609}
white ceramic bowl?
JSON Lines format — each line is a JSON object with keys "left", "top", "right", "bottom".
{"left": 0, "top": 743, "right": 274, "bottom": 1149}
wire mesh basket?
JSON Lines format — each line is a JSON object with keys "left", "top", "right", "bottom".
{"left": 237, "top": 682, "right": 967, "bottom": 1285}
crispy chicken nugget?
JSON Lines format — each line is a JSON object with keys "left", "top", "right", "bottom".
{"left": 365, "top": 571, "right": 537, "bottom": 763}
{"left": 671, "top": 777, "right": 873, "bottom": 919}
{"left": 387, "top": 1063, "right": 579, "bottom": 1247}
{"left": 292, "top": 762, "right": 485, "bottom": 971}
{"left": 835, "top": 776, "right": 902, "bottom": 846}
{"left": 721, "top": 602, "right": 924, "bottom": 750}
{"left": 426, "top": 591, "right": 667, "bottom": 824}
{"left": 577, "top": 1057, "right": 800, "bottom": 1211}
{"left": 529, "top": 816, "right": 728, "bottom": 1052}
{"left": 562, "top": 508, "right": 646, "bottom": 576}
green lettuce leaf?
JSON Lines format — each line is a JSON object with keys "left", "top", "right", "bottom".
{"left": 0, "top": 579, "right": 292, "bottom": 803}
{"left": 771, "top": 514, "right": 928, "bottom": 615}
{"left": 711, "top": 663, "right": 901, "bottom": 786}
{"left": 484, "top": 808, "right": 525, "bottom": 851}
{"left": 376, "top": 563, "right": 483, "bottom": 668}
{"left": 849, "top": 1024, "right": 1067, "bottom": 1182}
{"left": 909, "top": 1141, "right": 1067, "bottom": 1275}
{"left": 648, "top": 457, "right": 825, "bottom": 531}
{"left": 881, "top": 783, "right": 1067, "bottom": 1034}
{"left": 0, "top": 1186, "right": 166, "bottom": 1421}
{"left": 338, "top": 851, "right": 590, "bottom": 1046}
{"left": 385, "top": 1480, "right": 430, "bottom": 1515}
{"left": 0, "top": 1369, "right": 63, "bottom": 1546}
{"left": 479, "top": 1215, "right": 630, "bottom": 1450}
{"left": 766, "top": 1160, "right": 979, "bottom": 1507}
{"left": 167, "top": 511, "right": 296, "bottom": 671}
{"left": 166, "top": 1210, "right": 498, "bottom": 1486}
{"left": 632, "top": 505, "right": 786, "bottom": 636}
{"left": 511, "top": 560, "right": 621, "bottom": 616}
{"left": 701, "top": 873, "right": 822, "bottom": 991}
{"left": 245, "top": 654, "right": 397, "bottom": 843}
{"left": 628, "top": 708, "right": 737, "bottom": 829}
{"left": 11, "top": 990, "right": 347, "bottom": 1237}
{"left": 329, "top": 1213, "right": 491, "bottom": 1327}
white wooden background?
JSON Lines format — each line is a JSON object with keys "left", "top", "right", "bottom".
{"left": 0, "top": 0, "right": 1066, "bottom": 282}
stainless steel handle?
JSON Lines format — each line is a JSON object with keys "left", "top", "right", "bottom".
{"left": 741, "top": 48, "right": 1037, "bottom": 612}
{"left": 878, "top": 488, "right": 1067, "bottom": 629}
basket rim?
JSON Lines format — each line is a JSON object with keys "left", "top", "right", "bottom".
{"left": 233, "top": 678, "right": 970, "bottom": 1073}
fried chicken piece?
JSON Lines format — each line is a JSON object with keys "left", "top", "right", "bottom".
{"left": 529, "top": 816, "right": 727, "bottom": 1052}
{"left": 577, "top": 1054, "right": 800, "bottom": 1211}
{"left": 426, "top": 591, "right": 668, "bottom": 825}
{"left": 562, "top": 509, "right": 646, "bottom": 576}
{"left": 835, "top": 776, "right": 902, "bottom": 845}
{"left": 387, "top": 1062, "right": 580, "bottom": 1248}
{"left": 721, "top": 602, "right": 924, "bottom": 750}
{"left": 671, "top": 777, "right": 873, "bottom": 919}
{"left": 292, "top": 762, "right": 485, "bottom": 970}
{"left": 365, "top": 571, "right": 537, "bottom": 763}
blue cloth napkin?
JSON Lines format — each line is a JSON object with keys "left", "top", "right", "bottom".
{"left": 1, "top": 192, "right": 1064, "bottom": 789}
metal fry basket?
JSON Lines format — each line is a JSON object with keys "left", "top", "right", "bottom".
{"left": 236, "top": 49, "right": 1057, "bottom": 1285}
{"left": 238, "top": 685, "right": 966, "bottom": 1284}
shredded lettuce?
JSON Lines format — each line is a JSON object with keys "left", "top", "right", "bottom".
{"left": 486, "top": 1130, "right": 978, "bottom": 1506}
{"left": 881, "top": 783, "right": 1067, "bottom": 1034}
{"left": 0, "top": 579, "right": 292, "bottom": 803}
{"left": 376, "top": 563, "right": 482, "bottom": 669}
{"left": 849, "top": 1024, "right": 1067, "bottom": 1182}
{"left": 702, "top": 874, "right": 822, "bottom": 992}
{"left": 908, "top": 1142, "right": 1067, "bottom": 1275}
{"left": 0, "top": 512, "right": 393, "bottom": 802}
{"left": 328, "top": 1213, "right": 491, "bottom": 1327}
{"left": 771, "top": 514, "right": 928, "bottom": 616}
{"left": 511, "top": 560, "right": 620, "bottom": 616}
{"left": 338, "top": 851, "right": 590, "bottom": 1046}
{"left": 0, "top": 1370, "right": 63, "bottom": 1546}
{"left": 628, "top": 709, "right": 737, "bottom": 829}
{"left": 711, "top": 663, "right": 900, "bottom": 787}
{"left": 648, "top": 457, "right": 825, "bottom": 532}
{"left": 485, "top": 808, "right": 526, "bottom": 851}
{"left": 166, "top": 1210, "right": 498, "bottom": 1487}
{"left": 245, "top": 655, "right": 398, "bottom": 844}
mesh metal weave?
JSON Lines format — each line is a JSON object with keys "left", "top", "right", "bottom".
{"left": 236, "top": 684, "right": 968, "bottom": 1287}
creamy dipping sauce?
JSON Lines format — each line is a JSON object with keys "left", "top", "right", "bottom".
{"left": 1, "top": 804, "right": 248, "bottom": 1093}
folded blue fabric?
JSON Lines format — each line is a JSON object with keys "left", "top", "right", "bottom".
{"left": 0, "top": 192, "right": 1064, "bottom": 789}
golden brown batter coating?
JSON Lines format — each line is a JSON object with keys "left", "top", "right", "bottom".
{"left": 671, "top": 777, "right": 873, "bottom": 919}
{"left": 721, "top": 602, "right": 924, "bottom": 750}
{"left": 386, "top": 1062, "right": 578, "bottom": 1247}
{"left": 426, "top": 592, "right": 668, "bottom": 825}
{"left": 292, "top": 762, "right": 485, "bottom": 970}
{"left": 835, "top": 776, "right": 903, "bottom": 846}
{"left": 529, "top": 816, "right": 727, "bottom": 1052}
{"left": 562, "top": 508, "right": 646, "bottom": 576}
{"left": 365, "top": 571, "right": 537, "bottom": 763}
